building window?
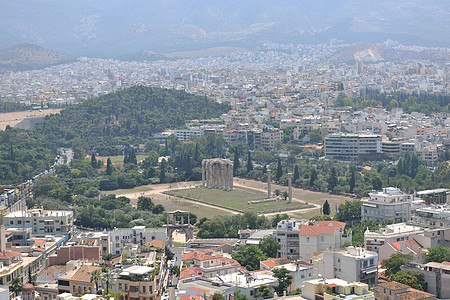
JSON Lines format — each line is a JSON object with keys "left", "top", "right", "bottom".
{"left": 321, "top": 236, "right": 324, "bottom": 242}
{"left": 306, "top": 237, "right": 310, "bottom": 242}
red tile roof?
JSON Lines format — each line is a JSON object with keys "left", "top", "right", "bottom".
{"left": 314, "top": 221, "right": 346, "bottom": 228}
{"left": 299, "top": 225, "right": 339, "bottom": 235}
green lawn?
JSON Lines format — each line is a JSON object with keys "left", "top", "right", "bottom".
{"left": 168, "top": 187, "right": 306, "bottom": 213}
{"left": 103, "top": 185, "right": 153, "bottom": 195}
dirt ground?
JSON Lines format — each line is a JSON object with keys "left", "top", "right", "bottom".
{"left": 0, "top": 109, "right": 61, "bottom": 130}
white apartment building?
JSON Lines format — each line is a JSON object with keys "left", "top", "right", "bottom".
{"left": 324, "top": 134, "right": 382, "bottom": 160}
{"left": 173, "top": 128, "right": 204, "bottom": 142}
{"left": 410, "top": 204, "right": 450, "bottom": 228}
{"left": 361, "top": 187, "right": 412, "bottom": 224}
{"left": 364, "top": 223, "right": 449, "bottom": 252}
{"left": 110, "top": 226, "right": 166, "bottom": 255}
{"left": 73, "top": 231, "right": 111, "bottom": 255}
{"left": 275, "top": 219, "right": 345, "bottom": 261}
{"left": 319, "top": 247, "right": 378, "bottom": 285}
{"left": 4, "top": 209, "right": 73, "bottom": 238}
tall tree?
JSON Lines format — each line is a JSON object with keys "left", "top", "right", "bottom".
{"left": 309, "top": 167, "right": 317, "bottom": 187}
{"left": 327, "top": 167, "right": 337, "bottom": 191}
{"left": 349, "top": 171, "right": 356, "bottom": 193}
{"left": 106, "top": 158, "right": 113, "bottom": 175}
{"left": 259, "top": 236, "right": 281, "bottom": 258}
{"left": 9, "top": 277, "right": 23, "bottom": 297}
{"left": 276, "top": 158, "right": 283, "bottom": 181}
{"left": 381, "top": 253, "right": 413, "bottom": 277}
{"left": 9, "top": 145, "right": 15, "bottom": 161}
{"left": 246, "top": 151, "right": 253, "bottom": 174}
{"left": 293, "top": 165, "right": 300, "bottom": 183}
{"left": 426, "top": 246, "right": 450, "bottom": 263}
{"left": 323, "top": 200, "right": 331, "bottom": 215}
{"left": 90, "top": 153, "right": 97, "bottom": 169}
{"left": 102, "top": 272, "right": 113, "bottom": 294}
{"left": 334, "top": 200, "right": 361, "bottom": 223}
{"left": 372, "top": 176, "right": 382, "bottom": 190}
{"left": 90, "top": 269, "right": 101, "bottom": 293}
{"left": 137, "top": 196, "right": 154, "bottom": 211}
{"left": 390, "top": 271, "right": 426, "bottom": 291}
{"left": 231, "top": 245, "right": 267, "bottom": 271}
{"left": 233, "top": 150, "right": 240, "bottom": 174}
{"left": 160, "top": 159, "right": 166, "bottom": 183}
{"left": 273, "top": 268, "right": 293, "bottom": 296}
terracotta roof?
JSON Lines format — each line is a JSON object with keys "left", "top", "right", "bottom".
{"left": 377, "top": 281, "right": 409, "bottom": 291}
{"left": 70, "top": 265, "right": 101, "bottom": 283}
{"left": 38, "top": 265, "right": 66, "bottom": 277}
{"left": 299, "top": 225, "right": 339, "bottom": 235}
{"left": 179, "top": 266, "right": 203, "bottom": 280}
{"left": 261, "top": 260, "right": 279, "bottom": 269}
{"left": 314, "top": 221, "right": 346, "bottom": 228}
{"left": 0, "top": 251, "right": 21, "bottom": 260}
{"left": 143, "top": 240, "right": 166, "bottom": 249}
{"left": 396, "top": 288, "right": 436, "bottom": 300}
{"left": 178, "top": 295, "right": 204, "bottom": 300}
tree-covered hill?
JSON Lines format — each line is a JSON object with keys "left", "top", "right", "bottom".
{"left": 35, "top": 86, "right": 229, "bottom": 141}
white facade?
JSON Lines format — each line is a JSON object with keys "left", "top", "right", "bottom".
{"left": 319, "top": 247, "right": 378, "bottom": 285}
{"left": 324, "top": 133, "right": 382, "bottom": 160}
{"left": 4, "top": 209, "right": 73, "bottom": 238}
{"left": 109, "top": 226, "right": 166, "bottom": 255}
{"left": 361, "top": 187, "right": 412, "bottom": 224}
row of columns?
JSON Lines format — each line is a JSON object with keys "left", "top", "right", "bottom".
{"left": 266, "top": 170, "right": 292, "bottom": 203}
{"left": 201, "top": 159, "right": 233, "bottom": 190}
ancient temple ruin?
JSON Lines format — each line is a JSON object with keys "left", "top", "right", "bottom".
{"left": 201, "top": 158, "right": 233, "bottom": 190}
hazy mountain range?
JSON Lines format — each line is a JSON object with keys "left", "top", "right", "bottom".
{"left": 1, "top": 0, "right": 449, "bottom": 57}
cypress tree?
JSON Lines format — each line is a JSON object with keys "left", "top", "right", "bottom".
{"left": 246, "top": 151, "right": 253, "bottom": 174}
{"left": 10, "top": 145, "right": 15, "bottom": 161}
{"left": 327, "top": 167, "right": 337, "bottom": 191}
{"left": 293, "top": 165, "right": 299, "bottom": 183}
{"left": 349, "top": 171, "right": 355, "bottom": 193}
{"left": 323, "top": 200, "right": 331, "bottom": 215}
{"left": 276, "top": 158, "right": 283, "bottom": 181}
{"left": 233, "top": 150, "right": 240, "bottom": 174}
{"left": 160, "top": 159, "right": 166, "bottom": 183}
{"left": 309, "top": 168, "right": 317, "bottom": 187}
{"left": 90, "top": 153, "right": 97, "bottom": 169}
{"left": 106, "top": 158, "right": 113, "bottom": 175}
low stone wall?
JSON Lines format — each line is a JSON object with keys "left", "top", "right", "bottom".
{"left": 162, "top": 191, "right": 244, "bottom": 213}
{"left": 258, "top": 204, "right": 315, "bottom": 214}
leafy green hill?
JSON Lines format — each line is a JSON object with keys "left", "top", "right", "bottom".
{"left": 36, "top": 86, "right": 228, "bottom": 140}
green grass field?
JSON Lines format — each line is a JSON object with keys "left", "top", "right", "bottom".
{"left": 168, "top": 187, "right": 305, "bottom": 213}
{"left": 87, "top": 155, "right": 147, "bottom": 164}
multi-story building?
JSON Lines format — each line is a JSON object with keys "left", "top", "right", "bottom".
{"left": 364, "top": 223, "right": 449, "bottom": 252}
{"left": 378, "top": 239, "right": 428, "bottom": 263}
{"left": 73, "top": 231, "right": 111, "bottom": 255}
{"left": 324, "top": 133, "right": 382, "bottom": 160}
{"left": 382, "top": 140, "right": 401, "bottom": 158}
{"left": 361, "top": 188, "right": 412, "bottom": 224}
{"left": 182, "top": 250, "right": 242, "bottom": 279}
{"left": 417, "top": 189, "right": 449, "bottom": 205}
{"left": 173, "top": 128, "right": 204, "bottom": 142}
{"left": 410, "top": 204, "right": 450, "bottom": 228}
{"left": 418, "top": 145, "right": 439, "bottom": 167}
{"left": 57, "top": 264, "right": 101, "bottom": 295}
{"left": 260, "top": 258, "right": 315, "bottom": 291}
{"left": 118, "top": 265, "right": 161, "bottom": 300}
{"left": 109, "top": 226, "right": 166, "bottom": 255}
{"left": 4, "top": 209, "right": 73, "bottom": 238}
{"left": 275, "top": 219, "right": 345, "bottom": 261}
{"left": 319, "top": 247, "right": 378, "bottom": 285}
{"left": 419, "top": 262, "right": 450, "bottom": 299}
{"left": 260, "top": 129, "right": 283, "bottom": 150}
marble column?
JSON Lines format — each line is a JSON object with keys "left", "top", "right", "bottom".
{"left": 288, "top": 172, "right": 292, "bottom": 203}
{"left": 267, "top": 169, "right": 272, "bottom": 198}
{"left": 202, "top": 160, "right": 205, "bottom": 187}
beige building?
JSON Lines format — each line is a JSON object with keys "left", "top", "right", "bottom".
{"left": 374, "top": 281, "right": 436, "bottom": 300}
{"left": 57, "top": 264, "right": 101, "bottom": 296}
{"left": 260, "top": 129, "right": 283, "bottom": 150}
{"left": 275, "top": 219, "right": 346, "bottom": 261}
{"left": 302, "top": 278, "right": 374, "bottom": 300}
{"left": 118, "top": 265, "right": 161, "bottom": 300}
{"left": 182, "top": 250, "right": 241, "bottom": 279}
{"left": 378, "top": 239, "right": 428, "bottom": 263}
{"left": 5, "top": 209, "right": 73, "bottom": 238}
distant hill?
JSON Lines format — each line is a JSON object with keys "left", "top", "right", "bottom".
{"left": 328, "top": 44, "right": 449, "bottom": 63}
{"left": 1, "top": 1, "right": 448, "bottom": 56}
{"left": 165, "top": 47, "right": 246, "bottom": 58}
{"left": 118, "top": 50, "right": 167, "bottom": 62}
{"left": 329, "top": 44, "right": 450, "bottom": 63}
{"left": 0, "top": 44, "right": 75, "bottom": 73}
